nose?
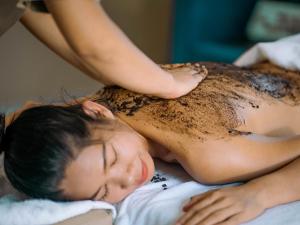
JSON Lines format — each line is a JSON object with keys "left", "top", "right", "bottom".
{"left": 120, "top": 172, "right": 135, "bottom": 188}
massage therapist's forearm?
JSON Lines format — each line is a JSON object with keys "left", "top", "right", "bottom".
{"left": 20, "top": 10, "right": 99, "bottom": 81}
{"left": 44, "top": 0, "right": 177, "bottom": 97}
{"left": 246, "top": 156, "right": 300, "bottom": 209}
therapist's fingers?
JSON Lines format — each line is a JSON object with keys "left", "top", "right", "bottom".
{"left": 161, "top": 63, "right": 208, "bottom": 98}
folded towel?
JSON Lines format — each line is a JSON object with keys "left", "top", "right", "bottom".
{"left": 234, "top": 33, "right": 300, "bottom": 70}
{"left": 0, "top": 195, "right": 116, "bottom": 225}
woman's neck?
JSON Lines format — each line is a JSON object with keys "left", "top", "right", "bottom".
{"left": 146, "top": 138, "right": 171, "bottom": 158}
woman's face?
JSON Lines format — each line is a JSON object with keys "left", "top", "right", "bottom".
{"left": 60, "top": 126, "right": 155, "bottom": 203}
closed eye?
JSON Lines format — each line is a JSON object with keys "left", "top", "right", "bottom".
{"left": 111, "top": 144, "right": 118, "bottom": 167}
{"left": 100, "top": 145, "right": 118, "bottom": 200}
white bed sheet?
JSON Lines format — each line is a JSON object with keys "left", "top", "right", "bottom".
{"left": 115, "top": 160, "right": 300, "bottom": 225}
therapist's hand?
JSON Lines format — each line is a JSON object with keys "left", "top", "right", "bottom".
{"left": 161, "top": 63, "right": 208, "bottom": 99}
{"left": 175, "top": 185, "right": 265, "bottom": 225}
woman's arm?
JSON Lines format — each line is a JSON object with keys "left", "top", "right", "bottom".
{"left": 176, "top": 152, "right": 300, "bottom": 225}
{"left": 176, "top": 135, "right": 300, "bottom": 225}
{"left": 249, "top": 156, "right": 300, "bottom": 210}
{"left": 41, "top": 0, "right": 204, "bottom": 98}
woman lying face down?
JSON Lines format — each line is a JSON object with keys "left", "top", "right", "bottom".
{"left": 2, "top": 62, "right": 300, "bottom": 224}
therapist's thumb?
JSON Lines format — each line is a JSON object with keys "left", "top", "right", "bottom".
{"left": 167, "top": 63, "right": 208, "bottom": 98}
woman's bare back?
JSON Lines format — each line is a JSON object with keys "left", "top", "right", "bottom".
{"left": 94, "top": 62, "right": 300, "bottom": 140}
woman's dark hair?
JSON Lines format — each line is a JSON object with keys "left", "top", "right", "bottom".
{"left": 0, "top": 113, "right": 5, "bottom": 154}
{"left": 0, "top": 104, "right": 113, "bottom": 201}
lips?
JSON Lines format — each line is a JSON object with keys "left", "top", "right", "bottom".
{"left": 138, "top": 159, "right": 148, "bottom": 185}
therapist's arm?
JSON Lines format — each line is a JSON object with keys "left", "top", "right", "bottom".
{"left": 42, "top": 0, "right": 204, "bottom": 98}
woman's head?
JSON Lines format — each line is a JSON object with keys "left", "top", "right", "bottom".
{"left": 0, "top": 101, "right": 154, "bottom": 203}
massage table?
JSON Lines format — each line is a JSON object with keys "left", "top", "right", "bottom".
{"left": 1, "top": 33, "right": 300, "bottom": 225}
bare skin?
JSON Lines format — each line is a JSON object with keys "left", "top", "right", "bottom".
{"left": 87, "top": 62, "right": 300, "bottom": 225}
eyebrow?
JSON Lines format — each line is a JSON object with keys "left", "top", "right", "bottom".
{"left": 89, "top": 143, "right": 106, "bottom": 200}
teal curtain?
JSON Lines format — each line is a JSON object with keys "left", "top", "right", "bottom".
{"left": 171, "top": 0, "right": 257, "bottom": 63}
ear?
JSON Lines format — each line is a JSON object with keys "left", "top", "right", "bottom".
{"left": 82, "top": 101, "right": 115, "bottom": 120}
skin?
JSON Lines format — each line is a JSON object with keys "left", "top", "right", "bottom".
{"left": 19, "top": 0, "right": 204, "bottom": 98}
{"left": 60, "top": 101, "right": 157, "bottom": 203}
{"left": 8, "top": 62, "right": 300, "bottom": 225}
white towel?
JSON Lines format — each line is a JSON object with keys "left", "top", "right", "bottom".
{"left": 0, "top": 195, "right": 116, "bottom": 225}
{"left": 234, "top": 33, "right": 300, "bottom": 70}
